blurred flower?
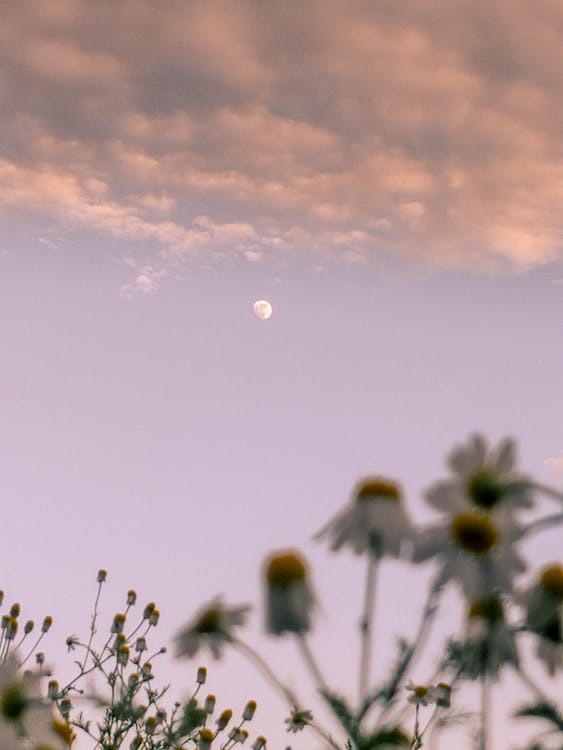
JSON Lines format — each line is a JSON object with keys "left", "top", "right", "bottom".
{"left": 315, "top": 477, "right": 413, "bottom": 558}
{"left": 285, "top": 708, "right": 313, "bottom": 733}
{"left": 426, "top": 434, "right": 532, "bottom": 517}
{"left": 175, "top": 598, "right": 251, "bottom": 659}
{"left": 264, "top": 551, "right": 314, "bottom": 635}
{"left": 452, "top": 595, "right": 519, "bottom": 679}
{"left": 519, "top": 563, "right": 563, "bottom": 675}
{"left": 0, "top": 655, "right": 66, "bottom": 749}
{"left": 413, "top": 506, "right": 526, "bottom": 598}
{"left": 429, "top": 682, "right": 451, "bottom": 708}
{"left": 405, "top": 681, "right": 434, "bottom": 706}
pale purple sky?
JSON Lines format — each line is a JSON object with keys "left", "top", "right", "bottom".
{"left": 1, "top": 3, "right": 562, "bottom": 748}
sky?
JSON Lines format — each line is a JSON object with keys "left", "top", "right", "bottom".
{"left": 1, "top": 2, "right": 562, "bottom": 749}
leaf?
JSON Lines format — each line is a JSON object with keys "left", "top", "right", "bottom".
{"left": 513, "top": 701, "right": 563, "bottom": 731}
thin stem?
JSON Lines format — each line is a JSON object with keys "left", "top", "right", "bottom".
{"left": 309, "top": 720, "right": 344, "bottom": 750}
{"left": 528, "top": 482, "right": 563, "bottom": 505}
{"left": 231, "top": 637, "right": 299, "bottom": 708}
{"left": 359, "top": 553, "right": 378, "bottom": 703}
{"left": 479, "top": 674, "right": 490, "bottom": 750}
{"left": 296, "top": 634, "right": 330, "bottom": 694}
{"left": 518, "top": 512, "right": 563, "bottom": 539}
{"left": 81, "top": 580, "right": 104, "bottom": 671}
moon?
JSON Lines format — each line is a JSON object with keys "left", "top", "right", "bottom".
{"left": 253, "top": 299, "right": 273, "bottom": 320}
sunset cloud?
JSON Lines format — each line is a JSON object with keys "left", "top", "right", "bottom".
{"left": 1, "top": 1, "right": 562, "bottom": 281}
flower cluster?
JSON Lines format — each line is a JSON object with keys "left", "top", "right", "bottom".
{"left": 176, "top": 433, "right": 563, "bottom": 750}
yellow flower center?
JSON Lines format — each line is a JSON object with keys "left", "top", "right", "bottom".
{"left": 200, "top": 728, "right": 214, "bottom": 742}
{"left": 539, "top": 564, "right": 563, "bottom": 601}
{"left": 356, "top": 478, "right": 401, "bottom": 503}
{"left": 0, "top": 682, "right": 27, "bottom": 721}
{"left": 466, "top": 469, "right": 505, "bottom": 509}
{"left": 413, "top": 685, "right": 428, "bottom": 697}
{"left": 468, "top": 596, "right": 504, "bottom": 622}
{"left": 266, "top": 552, "right": 307, "bottom": 587}
{"left": 450, "top": 512, "right": 498, "bottom": 554}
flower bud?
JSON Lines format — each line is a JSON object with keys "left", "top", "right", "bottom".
{"left": 24, "top": 620, "right": 34, "bottom": 635}
{"left": 243, "top": 700, "right": 257, "bottom": 721}
{"left": 117, "top": 645, "right": 130, "bottom": 666}
{"left": 216, "top": 708, "right": 232, "bottom": 730}
{"left": 197, "top": 666, "right": 207, "bottom": 685}
{"left": 127, "top": 590, "right": 137, "bottom": 606}
{"left": 97, "top": 569, "right": 107, "bottom": 583}
{"left": 205, "top": 694, "right": 216, "bottom": 713}
{"left": 143, "top": 602, "right": 156, "bottom": 620}
{"left": 41, "top": 616, "right": 53, "bottom": 633}
{"left": 48, "top": 680, "right": 59, "bottom": 699}
{"left": 252, "top": 737, "right": 267, "bottom": 750}
{"left": 111, "top": 613, "right": 126, "bottom": 634}
{"left": 135, "top": 637, "right": 147, "bottom": 653}
{"left": 10, "top": 603, "right": 21, "bottom": 618}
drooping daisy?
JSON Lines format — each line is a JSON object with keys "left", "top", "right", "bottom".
{"left": 264, "top": 551, "right": 314, "bottom": 636}
{"left": 315, "top": 477, "right": 413, "bottom": 558}
{"left": 459, "top": 595, "right": 519, "bottom": 679}
{"left": 426, "top": 434, "right": 532, "bottom": 517}
{"left": 519, "top": 563, "right": 563, "bottom": 675}
{"left": 284, "top": 708, "right": 313, "bottom": 733}
{"left": 175, "top": 597, "right": 251, "bottom": 659}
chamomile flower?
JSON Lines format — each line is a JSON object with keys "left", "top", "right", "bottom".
{"left": 426, "top": 434, "right": 532, "bottom": 517}
{"left": 405, "top": 682, "right": 434, "bottom": 706}
{"left": 175, "top": 597, "right": 251, "bottom": 659}
{"left": 0, "top": 655, "right": 66, "bottom": 749}
{"left": 460, "top": 595, "right": 519, "bottom": 678}
{"left": 264, "top": 551, "right": 314, "bottom": 635}
{"left": 315, "top": 477, "right": 413, "bottom": 558}
{"left": 284, "top": 708, "right": 313, "bottom": 733}
{"left": 519, "top": 563, "right": 563, "bottom": 675}
{"left": 413, "top": 506, "right": 526, "bottom": 598}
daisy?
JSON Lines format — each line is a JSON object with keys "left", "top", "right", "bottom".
{"left": 519, "top": 563, "right": 563, "bottom": 675}
{"left": 460, "top": 595, "right": 519, "bottom": 679}
{"left": 264, "top": 551, "right": 314, "bottom": 635}
{"left": 315, "top": 477, "right": 413, "bottom": 558}
{"left": 426, "top": 434, "right": 532, "bottom": 517}
{"left": 413, "top": 506, "right": 527, "bottom": 598}
{"left": 284, "top": 708, "right": 313, "bottom": 733}
{"left": 175, "top": 597, "right": 251, "bottom": 659}
{"left": 405, "top": 681, "right": 434, "bottom": 707}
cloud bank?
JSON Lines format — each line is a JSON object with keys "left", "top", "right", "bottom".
{"left": 1, "top": 0, "right": 562, "bottom": 282}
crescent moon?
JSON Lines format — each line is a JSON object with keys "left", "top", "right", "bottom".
{"left": 253, "top": 299, "right": 273, "bottom": 320}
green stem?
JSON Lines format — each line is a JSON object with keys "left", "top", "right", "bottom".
{"left": 479, "top": 674, "right": 490, "bottom": 750}
{"left": 359, "top": 553, "right": 378, "bottom": 703}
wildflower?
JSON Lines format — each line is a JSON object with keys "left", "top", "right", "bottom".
{"left": 175, "top": 598, "right": 251, "bottom": 659}
{"left": 143, "top": 602, "right": 156, "bottom": 620}
{"left": 243, "top": 700, "right": 256, "bottom": 720}
{"left": 117, "top": 645, "right": 130, "bottom": 667}
{"left": 426, "top": 434, "right": 532, "bottom": 517}
{"left": 196, "top": 666, "right": 207, "bottom": 685}
{"left": 413, "top": 505, "right": 526, "bottom": 598}
{"left": 284, "top": 708, "right": 313, "bottom": 733}
{"left": 519, "top": 563, "right": 563, "bottom": 675}
{"left": 252, "top": 737, "right": 267, "bottom": 750}
{"left": 405, "top": 681, "right": 434, "bottom": 706}
{"left": 199, "top": 727, "right": 214, "bottom": 750}
{"left": 0, "top": 655, "right": 61, "bottom": 748}
{"left": 229, "top": 726, "right": 249, "bottom": 743}
{"left": 47, "top": 680, "right": 59, "bottom": 700}
{"left": 216, "top": 708, "right": 233, "bottom": 730}
{"left": 41, "top": 616, "right": 53, "bottom": 634}
{"left": 453, "top": 595, "right": 518, "bottom": 679}
{"left": 264, "top": 551, "right": 314, "bottom": 635}
{"left": 204, "top": 694, "right": 216, "bottom": 713}
{"left": 97, "top": 569, "right": 107, "bottom": 583}
{"left": 429, "top": 682, "right": 451, "bottom": 708}
{"left": 149, "top": 608, "right": 160, "bottom": 626}
{"left": 315, "top": 477, "right": 413, "bottom": 558}
{"left": 24, "top": 620, "right": 34, "bottom": 635}
{"left": 127, "top": 589, "right": 137, "bottom": 605}
{"left": 135, "top": 637, "right": 147, "bottom": 653}
{"left": 111, "top": 613, "right": 126, "bottom": 634}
